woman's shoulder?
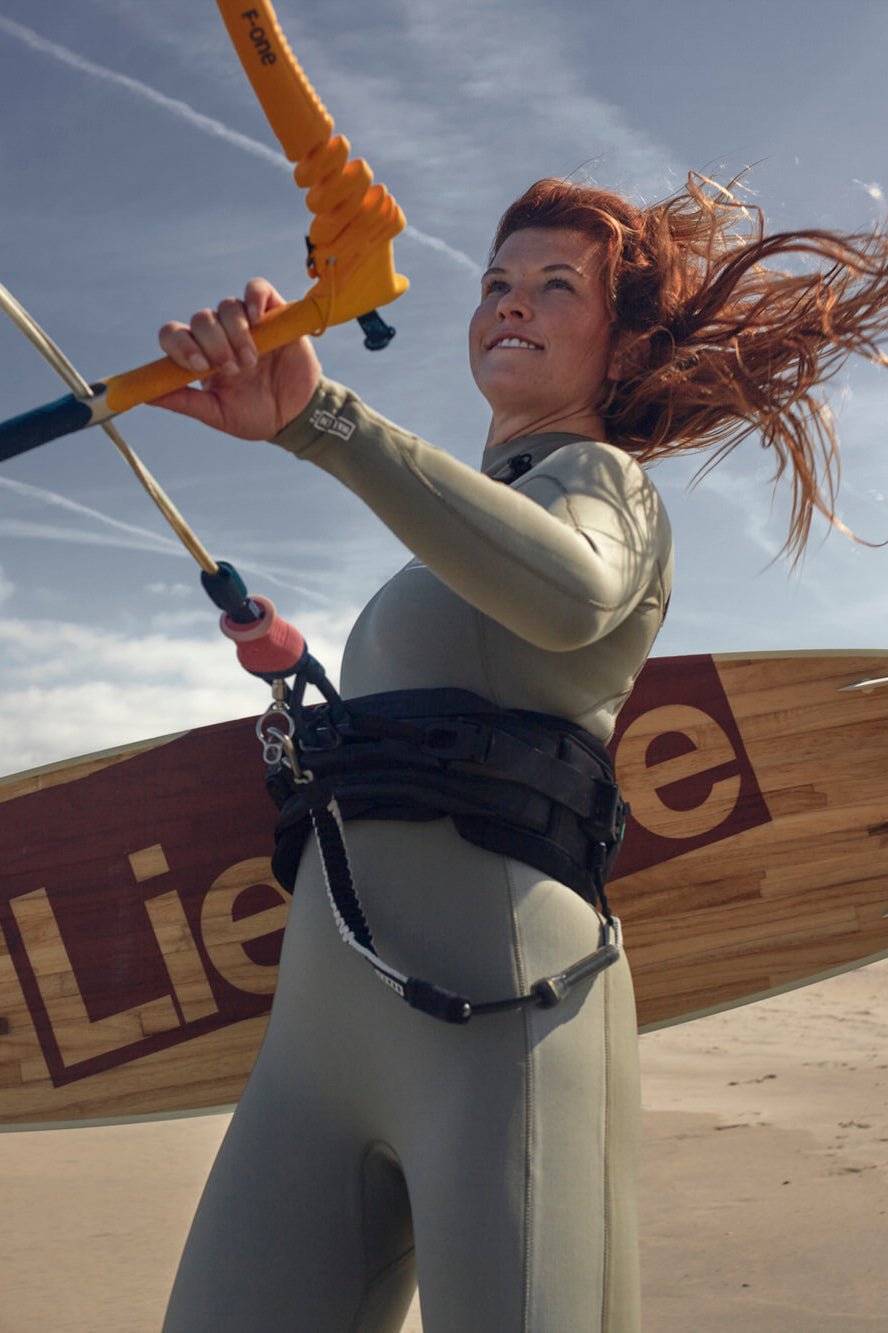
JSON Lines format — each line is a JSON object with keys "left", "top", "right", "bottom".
{"left": 524, "top": 435, "right": 660, "bottom": 500}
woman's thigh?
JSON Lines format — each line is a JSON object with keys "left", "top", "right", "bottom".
{"left": 403, "top": 948, "right": 640, "bottom": 1333}
{"left": 162, "top": 1074, "right": 416, "bottom": 1333}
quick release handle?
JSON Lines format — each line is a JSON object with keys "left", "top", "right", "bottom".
{"left": 220, "top": 595, "right": 307, "bottom": 680}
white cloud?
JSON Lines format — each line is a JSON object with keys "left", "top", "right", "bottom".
{"left": 0, "top": 475, "right": 181, "bottom": 552}
{"left": 146, "top": 581, "right": 193, "bottom": 598}
{"left": 403, "top": 224, "right": 481, "bottom": 279}
{"left": 0, "top": 604, "right": 357, "bottom": 776}
{"left": 400, "top": 0, "right": 679, "bottom": 201}
{"left": 853, "top": 179, "right": 885, "bottom": 204}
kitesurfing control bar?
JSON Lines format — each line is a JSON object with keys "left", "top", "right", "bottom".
{"left": 0, "top": 389, "right": 103, "bottom": 463}
{"left": 0, "top": 0, "right": 408, "bottom": 460}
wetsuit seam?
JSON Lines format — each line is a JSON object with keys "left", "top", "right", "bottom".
{"left": 600, "top": 967, "right": 613, "bottom": 1332}
{"left": 503, "top": 858, "right": 534, "bottom": 1333}
{"left": 474, "top": 604, "right": 507, "bottom": 708}
{"left": 521, "top": 1004, "right": 535, "bottom": 1333}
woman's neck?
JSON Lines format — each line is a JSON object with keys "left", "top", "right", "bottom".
{"left": 482, "top": 404, "right": 607, "bottom": 463}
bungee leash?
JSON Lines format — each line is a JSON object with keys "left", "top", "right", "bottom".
{"left": 262, "top": 671, "right": 627, "bottom": 1025}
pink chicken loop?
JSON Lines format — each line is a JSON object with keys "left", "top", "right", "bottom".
{"left": 219, "top": 595, "right": 307, "bottom": 677}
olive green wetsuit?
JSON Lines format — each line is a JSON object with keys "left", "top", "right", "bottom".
{"left": 163, "top": 379, "right": 673, "bottom": 1333}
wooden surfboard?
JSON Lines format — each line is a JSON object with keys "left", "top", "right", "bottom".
{"left": 1, "top": 650, "right": 887, "bottom": 1129}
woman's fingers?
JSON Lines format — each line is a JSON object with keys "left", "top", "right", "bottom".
{"left": 187, "top": 304, "right": 245, "bottom": 376}
{"left": 157, "top": 318, "right": 214, "bottom": 375}
{"left": 158, "top": 281, "right": 288, "bottom": 378}
{"left": 243, "top": 277, "right": 286, "bottom": 325}
{"left": 215, "top": 298, "right": 258, "bottom": 370}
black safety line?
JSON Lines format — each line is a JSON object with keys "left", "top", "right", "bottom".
{"left": 307, "top": 786, "right": 621, "bottom": 1026}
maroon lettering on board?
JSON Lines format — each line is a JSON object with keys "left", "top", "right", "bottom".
{"left": 608, "top": 655, "right": 772, "bottom": 880}
{"left": 0, "top": 718, "right": 280, "bottom": 1088}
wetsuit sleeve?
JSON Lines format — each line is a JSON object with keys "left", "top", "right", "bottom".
{"left": 271, "top": 378, "right": 670, "bottom": 652}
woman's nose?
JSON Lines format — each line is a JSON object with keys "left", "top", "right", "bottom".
{"left": 497, "top": 287, "right": 531, "bottom": 319}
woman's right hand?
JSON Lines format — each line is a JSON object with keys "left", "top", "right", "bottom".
{"left": 152, "top": 277, "right": 322, "bottom": 440}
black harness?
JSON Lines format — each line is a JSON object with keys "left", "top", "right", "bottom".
{"left": 263, "top": 674, "right": 629, "bottom": 1024}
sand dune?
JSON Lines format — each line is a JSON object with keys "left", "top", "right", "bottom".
{"left": 1, "top": 960, "right": 885, "bottom": 1331}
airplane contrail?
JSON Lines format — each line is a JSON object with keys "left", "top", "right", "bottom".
{"left": 0, "top": 16, "right": 481, "bottom": 277}
{"left": 0, "top": 475, "right": 185, "bottom": 551}
{"left": 0, "top": 476, "right": 329, "bottom": 599}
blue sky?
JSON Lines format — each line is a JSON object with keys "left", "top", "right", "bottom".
{"left": 0, "top": 0, "right": 886, "bottom": 775}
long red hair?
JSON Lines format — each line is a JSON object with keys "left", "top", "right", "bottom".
{"left": 491, "top": 176, "right": 888, "bottom": 560}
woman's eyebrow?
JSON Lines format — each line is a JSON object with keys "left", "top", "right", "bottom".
{"left": 481, "top": 262, "right": 583, "bottom": 281}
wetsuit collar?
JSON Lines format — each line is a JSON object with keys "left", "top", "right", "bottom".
{"left": 482, "top": 431, "right": 595, "bottom": 482}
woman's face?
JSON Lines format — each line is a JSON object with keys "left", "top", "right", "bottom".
{"left": 469, "top": 226, "right": 615, "bottom": 432}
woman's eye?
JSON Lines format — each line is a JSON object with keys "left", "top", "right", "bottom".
{"left": 546, "top": 277, "right": 574, "bottom": 291}
{"left": 484, "top": 279, "right": 508, "bottom": 295}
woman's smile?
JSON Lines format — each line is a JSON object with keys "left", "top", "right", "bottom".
{"left": 486, "top": 334, "right": 544, "bottom": 350}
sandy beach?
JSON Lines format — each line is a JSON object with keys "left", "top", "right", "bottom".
{"left": 2, "top": 959, "right": 885, "bottom": 1332}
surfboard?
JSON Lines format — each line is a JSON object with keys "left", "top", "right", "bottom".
{"left": 1, "top": 650, "right": 886, "bottom": 1129}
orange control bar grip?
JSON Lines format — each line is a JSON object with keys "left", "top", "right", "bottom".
{"left": 103, "top": 245, "right": 408, "bottom": 415}
{"left": 104, "top": 289, "right": 322, "bottom": 414}
{"left": 215, "top": 1, "right": 333, "bottom": 162}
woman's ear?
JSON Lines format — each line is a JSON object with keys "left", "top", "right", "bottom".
{"left": 607, "top": 333, "right": 650, "bottom": 382}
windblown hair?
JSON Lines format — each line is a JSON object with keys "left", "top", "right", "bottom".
{"left": 491, "top": 177, "right": 888, "bottom": 560}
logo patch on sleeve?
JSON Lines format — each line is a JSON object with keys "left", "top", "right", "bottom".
{"left": 310, "top": 409, "right": 355, "bottom": 441}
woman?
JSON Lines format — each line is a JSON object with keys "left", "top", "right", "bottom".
{"left": 158, "top": 178, "right": 887, "bottom": 1332}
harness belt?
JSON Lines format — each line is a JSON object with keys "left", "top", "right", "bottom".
{"left": 266, "top": 686, "right": 629, "bottom": 1024}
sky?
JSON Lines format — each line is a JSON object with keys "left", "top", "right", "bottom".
{"left": 0, "top": 0, "right": 886, "bottom": 777}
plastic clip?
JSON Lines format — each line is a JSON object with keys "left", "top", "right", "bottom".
{"left": 403, "top": 978, "right": 473, "bottom": 1024}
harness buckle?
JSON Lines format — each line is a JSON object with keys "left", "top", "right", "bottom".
{"left": 591, "top": 782, "right": 626, "bottom": 843}
{"left": 419, "top": 720, "right": 492, "bottom": 763}
{"left": 298, "top": 718, "right": 344, "bottom": 752}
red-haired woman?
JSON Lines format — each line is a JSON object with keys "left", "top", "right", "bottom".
{"left": 158, "top": 179, "right": 887, "bottom": 1332}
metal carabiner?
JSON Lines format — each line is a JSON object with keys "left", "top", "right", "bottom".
{"left": 256, "top": 691, "right": 296, "bottom": 766}
{"left": 279, "top": 730, "right": 314, "bottom": 783}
